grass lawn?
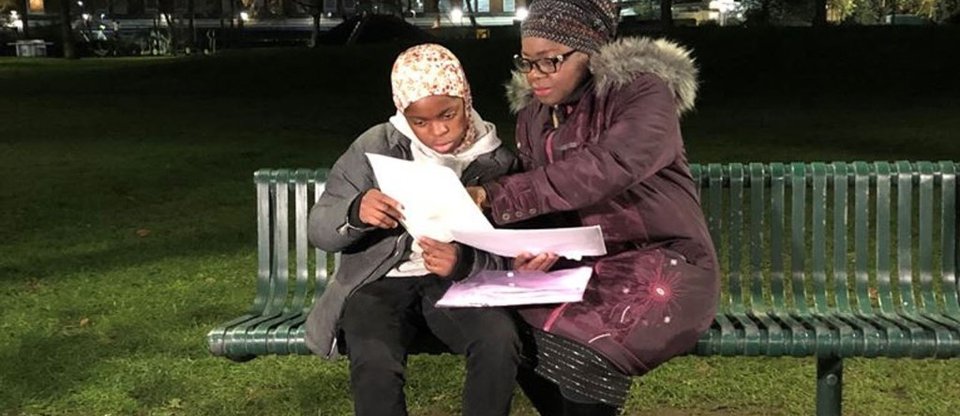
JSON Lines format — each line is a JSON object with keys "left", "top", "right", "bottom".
{"left": 1, "top": 28, "right": 959, "bottom": 415}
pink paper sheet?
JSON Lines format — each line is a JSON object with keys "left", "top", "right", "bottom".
{"left": 435, "top": 267, "right": 594, "bottom": 308}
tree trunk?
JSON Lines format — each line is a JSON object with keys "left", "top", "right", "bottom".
{"left": 20, "top": 0, "right": 30, "bottom": 38}
{"left": 660, "top": 0, "right": 673, "bottom": 28}
{"left": 189, "top": 0, "right": 197, "bottom": 50}
{"left": 813, "top": 0, "right": 828, "bottom": 26}
{"left": 58, "top": 0, "right": 78, "bottom": 59}
{"left": 163, "top": 12, "right": 178, "bottom": 55}
{"left": 219, "top": 0, "right": 225, "bottom": 29}
{"left": 310, "top": 13, "right": 320, "bottom": 47}
{"left": 760, "top": 0, "right": 770, "bottom": 26}
{"left": 464, "top": 0, "right": 478, "bottom": 27}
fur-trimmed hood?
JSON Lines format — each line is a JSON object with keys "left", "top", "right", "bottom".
{"left": 506, "top": 37, "right": 699, "bottom": 115}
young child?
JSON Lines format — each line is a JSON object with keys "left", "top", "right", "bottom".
{"left": 303, "top": 44, "right": 521, "bottom": 416}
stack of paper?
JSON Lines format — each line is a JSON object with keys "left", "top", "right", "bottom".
{"left": 435, "top": 267, "right": 594, "bottom": 307}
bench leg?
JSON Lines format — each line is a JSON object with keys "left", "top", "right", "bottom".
{"left": 816, "top": 357, "right": 843, "bottom": 416}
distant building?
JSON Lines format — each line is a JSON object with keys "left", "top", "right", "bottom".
{"left": 20, "top": 0, "right": 535, "bottom": 18}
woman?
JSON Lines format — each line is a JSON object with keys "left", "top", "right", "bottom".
{"left": 304, "top": 44, "right": 520, "bottom": 416}
{"left": 468, "top": 1, "right": 720, "bottom": 415}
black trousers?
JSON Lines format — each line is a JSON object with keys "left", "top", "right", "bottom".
{"left": 339, "top": 275, "right": 522, "bottom": 416}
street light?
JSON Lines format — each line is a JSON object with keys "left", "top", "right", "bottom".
{"left": 450, "top": 8, "right": 463, "bottom": 25}
{"left": 239, "top": 11, "right": 250, "bottom": 22}
{"left": 515, "top": 7, "right": 529, "bottom": 21}
{"left": 708, "top": 0, "right": 737, "bottom": 25}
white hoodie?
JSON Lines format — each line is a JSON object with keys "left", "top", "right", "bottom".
{"left": 385, "top": 109, "right": 502, "bottom": 277}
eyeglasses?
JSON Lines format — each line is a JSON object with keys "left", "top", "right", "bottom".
{"left": 513, "top": 50, "right": 577, "bottom": 74}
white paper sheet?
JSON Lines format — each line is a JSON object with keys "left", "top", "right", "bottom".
{"left": 367, "top": 154, "right": 607, "bottom": 259}
{"left": 452, "top": 226, "right": 607, "bottom": 260}
{"left": 435, "top": 267, "right": 594, "bottom": 307}
{"left": 367, "top": 153, "right": 493, "bottom": 242}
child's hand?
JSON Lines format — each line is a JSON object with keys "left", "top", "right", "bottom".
{"left": 466, "top": 186, "right": 488, "bottom": 209}
{"left": 359, "top": 189, "right": 404, "bottom": 229}
{"left": 514, "top": 252, "right": 558, "bottom": 272}
{"left": 419, "top": 237, "right": 460, "bottom": 278}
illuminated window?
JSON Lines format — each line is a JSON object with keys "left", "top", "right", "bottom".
{"left": 29, "top": 0, "right": 44, "bottom": 13}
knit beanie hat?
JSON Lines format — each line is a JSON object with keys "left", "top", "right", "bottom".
{"left": 520, "top": 0, "right": 620, "bottom": 54}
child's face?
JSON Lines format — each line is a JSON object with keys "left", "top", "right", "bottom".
{"left": 403, "top": 95, "right": 469, "bottom": 154}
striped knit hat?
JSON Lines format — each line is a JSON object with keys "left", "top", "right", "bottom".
{"left": 520, "top": 0, "right": 620, "bottom": 54}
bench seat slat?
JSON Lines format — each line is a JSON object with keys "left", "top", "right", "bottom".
{"left": 834, "top": 312, "right": 886, "bottom": 357}
{"left": 810, "top": 312, "right": 859, "bottom": 356}
{"left": 896, "top": 310, "right": 960, "bottom": 357}
{"left": 747, "top": 311, "right": 786, "bottom": 356}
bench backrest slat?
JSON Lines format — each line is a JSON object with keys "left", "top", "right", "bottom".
{"left": 313, "top": 174, "right": 329, "bottom": 305}
{"left": 270, "top": 170, "right": 291, "bottom": 316}
{"left": 895, "top": 161, "right": 916, "bottom": 313}
{"left": 811, "top": 163, "right": 829, "bottom": 313}
{"left": 853, "top": 162, "right": 873, "bottom": 314}
{"left": 254, "top": 171, "right": 273, "bottom": 315}
{"left": 728, "top": 163, "right": 745, "bottom": 312}
{"left": 291, "top": 169, "right": 312, "bottom": 313}
{"left": 790, "top": 163, "right": 809, "bottom": 313}
{"left": 832, "top": 162, "right": 853, "bottom": 313}
{"left": 706, "top": 164, "right": 723, "bottom": 271}
{"left": 749, "top": 163, "right": 767, "bottom": 310}
{"left": 940, "top": 162, "right": 959, "bottom": 316}
{"left": 918, "top": 162, "right": 937, "bottom": 314}
{"left": 770, "top": 163, "right": 787, "bottom": 311}
{"left": 876, "top": 162, "right": 895, "bottom": 314}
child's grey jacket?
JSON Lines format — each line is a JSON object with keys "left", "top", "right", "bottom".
{"left": 304, "top": 122, "right": 518, "bottom": 358}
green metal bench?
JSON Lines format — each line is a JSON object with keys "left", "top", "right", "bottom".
{"left": 207, "top": 161, "right": 960, "bottom": 415}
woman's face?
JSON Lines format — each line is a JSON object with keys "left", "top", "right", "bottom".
{"left": 520, "top": 36, "right": 591, "bottom": 107}
{"left": 403, "top": 95, "right": 469, "bottom": 154}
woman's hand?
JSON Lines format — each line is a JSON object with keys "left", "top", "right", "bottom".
{"left": 514, "top": 252, "right": 559, "bottom": 272}
{"left": 359, "top": 189, "right": 404, "bottom": 229}
{"left": 419, "top": 237, "right": 460, "bottom": 278}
